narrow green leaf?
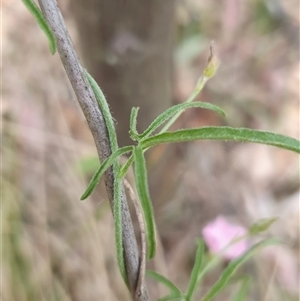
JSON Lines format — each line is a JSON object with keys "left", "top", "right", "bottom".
{"left": 114, "top": 174, "right": 127, "bottom": 285}
{"left": 232, "top": 276, "right": 251, "bottom": 301}
{"left": 81, "top": 146, "right": 133, "bottom": 200}
{"left": 146, "top": 270, "right": 182, "bottom": 297}
{"left": 85, "top": 70, "right": 118, "bottom": 150}
{"left": 140, "top": 127, "right": 300, "bottom": 154}
{"left": 139, "top": 102, "right": 225, "bottom": 139}
{"left": 134, "top": 146, "right": 156, "bottom": 259}
{"left": 129, "top": 107, "right": 140, "bottom": 140}
{"left": 200, "top": 238, "right": 279, "bottom": 301}
{"left": 22, "top": 0, "right": 56, "bottom": 54}
{"left": 249, "top": 217, "right": 278, "bottom": 235}
{"left": 186, "top": 240, "right": 205, "bottom": 301}
{"left": 120, "top": 155, "right": 134, "bottom": 179}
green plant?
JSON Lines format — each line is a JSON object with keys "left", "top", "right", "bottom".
{"left": 146, "top": 217, "right": 280, "bottom": 300}
{"left": 22, "top": 1, "right": 300, "bottom": 300}
{"left": 147, "top": 237, "right": 278, "bottom": 301}
{"left": 81, "top": 64, "right": 299, "bottom": 270}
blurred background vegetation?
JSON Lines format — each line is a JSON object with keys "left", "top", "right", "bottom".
{"left": 2, "top": 0, "right": 299, "bottom": 300}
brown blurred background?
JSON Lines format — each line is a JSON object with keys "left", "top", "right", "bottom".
{"left": 2, "top": 0, "right": 299, "bottom": 300}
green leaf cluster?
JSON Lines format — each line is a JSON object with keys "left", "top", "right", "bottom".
{"left": 81, "top": 75, "right": 231, "bottom": 263}
{"left": 147, "top": 238, "right": 279, "bottom": 301}
{"left": 81, "top": 68, "right": 299, "bottom": 287}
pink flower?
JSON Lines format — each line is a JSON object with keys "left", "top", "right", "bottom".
{"left": 202, "top": 215, "right": 248, "bottom": 260}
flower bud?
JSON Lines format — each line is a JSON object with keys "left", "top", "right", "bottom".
{"left": 203, "top": 41, "right": 220, "bottom": 78}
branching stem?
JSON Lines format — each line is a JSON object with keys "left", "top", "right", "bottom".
{"left": 36, "top": 0, "right": 148, "bottom": 299}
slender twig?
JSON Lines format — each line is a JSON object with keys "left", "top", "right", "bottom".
{"left": 37, "top": 0, "right": 148, "bottom": 299}
{"left": 123, "top": 179, "right": 147, "bottom": 301}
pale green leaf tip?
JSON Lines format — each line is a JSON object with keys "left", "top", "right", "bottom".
{"left": 80, "top": 190, "right": 90, "bottom": 200}
{"left": 147, "top": 242, "right": 156, "bottom": 260}
{"left": 148, "top": 252, "right": 155, "bottom": 261}
{"left": 50, "top": 43, "right": 57, "bottom": 55}
{"left": 219, "top": 109, "right": 226, "bottom": 117}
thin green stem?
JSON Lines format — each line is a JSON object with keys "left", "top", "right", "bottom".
{"left": 159, "top": 76, "right": 208, "bottom": 133}
{"left": 120, "top": 155, "right": 135, "bottom": 178}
